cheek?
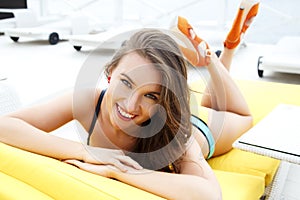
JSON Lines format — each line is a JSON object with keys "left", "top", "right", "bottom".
{"left": 105, "top": 85, "right": 121, "bottom": 109}
{"left": 145, "top": 103, "right": 161, "bottom": 118}
{"left": 106, "top": 85, "right": 122, "bottom": 105}
{"left": 110, "top": 81, "right": 130, "bottom": 99}
{"left": 105, "top": 92, "right": 114, "bottom": 113}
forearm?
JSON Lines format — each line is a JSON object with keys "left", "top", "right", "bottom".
{"left": 111, "top": 169, "right": 220, "bottom": 200}
{"left": 0, "top": 116, "right": 85, "bottom": 160}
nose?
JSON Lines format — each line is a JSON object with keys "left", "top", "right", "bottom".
{"left": 125, "top": 92, "right": 141, "bottom": 113}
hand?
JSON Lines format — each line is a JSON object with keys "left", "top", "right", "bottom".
{"left": 82, "top": 146, "right": 142, "bottom": 172}
{"left": 64, "top": 159, "right": 150, "bottom": 178}
{"left": 64, "top": 159, "right": 116, "bottom": 178}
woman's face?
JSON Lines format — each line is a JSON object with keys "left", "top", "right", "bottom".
{"left": 106, "top": 52, "right": 162, "bottom": 133}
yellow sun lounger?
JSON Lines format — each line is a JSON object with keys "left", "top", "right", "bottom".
{"left": 2, "top": 78, "right": 300, "bottom": 199}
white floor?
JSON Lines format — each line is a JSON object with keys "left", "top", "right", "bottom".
{"left": 0, "top": 34, "right": 87, "bottom": 106}
{"left": 1, "top": 32, "right": 300, "bottom": 107}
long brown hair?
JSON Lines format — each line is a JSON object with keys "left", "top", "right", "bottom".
{"left": 105, "top": 29, "right": 192, "bottom": 172}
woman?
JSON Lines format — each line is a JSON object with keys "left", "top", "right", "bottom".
{"left": 0, "top": 29, "right": 221, "bottom": 199}
{"left": 0, "top": 0, "right": 258, "bottom": 199}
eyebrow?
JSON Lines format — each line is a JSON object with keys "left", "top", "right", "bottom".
{"left": 121, "top": 73, "right": 136, "bottom": 86}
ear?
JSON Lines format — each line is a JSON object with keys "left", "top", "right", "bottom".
{"left": 107, "top": 68, "right": 113, "bottom": 77}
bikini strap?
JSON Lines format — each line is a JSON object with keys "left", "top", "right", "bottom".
{"left": 190, "top": 114, "right": 215, "bottom": 159}
{"left": 87, "top": 89, "right": 106, "bottom": 145}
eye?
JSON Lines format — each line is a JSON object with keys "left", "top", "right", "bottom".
{"left": 121, "top": 79, "right": 132, "bottom": 88}
{"left": 145, "top": 93, "right": 159, "bottom": 101}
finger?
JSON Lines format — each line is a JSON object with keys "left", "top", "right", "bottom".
{"left": 64, "top": 159, "right": 84, "bottom": 168}
{"left": 117, "top": 156, "right": 143, "bottom": 170}
{"left": 110, "top": 159, "right": 128, "bottom": 172}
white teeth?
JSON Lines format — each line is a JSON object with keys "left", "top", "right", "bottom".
{"left": 117, "top": 105, "right": 135, "bottom": 119}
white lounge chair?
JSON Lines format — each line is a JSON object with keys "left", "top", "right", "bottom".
{"left": 257, "top": 36, "right": 300, "bottom": 77}
{"left": 68, "top": 25, "right": 142, "bottom": 51}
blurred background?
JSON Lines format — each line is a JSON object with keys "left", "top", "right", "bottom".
{"left": 2, "top": 0, "right": 299, "bottom": 44}
{"left": 20, "top": 0, "right": 300, "bottom": 45}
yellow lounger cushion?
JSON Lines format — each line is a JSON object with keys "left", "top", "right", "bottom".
{"left": 0, "top": 142, "right": 165, "bottom": 200}
{"left": 235, "top": 79, "right": 300, "bottom": 125}
{"left": 214, "top": 169, "right": 265, "bottom": 200}
{"left": 0, "top": 141, "right": 265, "bottom": 200}
{"left": 209, "top": 148, "right": 280, "bottom": 186}
{"left": 0, "top": 172, "right": 53, "bottom": 200}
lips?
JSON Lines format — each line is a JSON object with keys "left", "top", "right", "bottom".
{"left": 116, "top": 104, "right": 136, "bottom": 120}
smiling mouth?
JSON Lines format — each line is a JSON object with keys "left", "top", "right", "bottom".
{"left": 117, "top": 104, "right": 136, "bottom": 120}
